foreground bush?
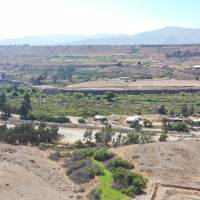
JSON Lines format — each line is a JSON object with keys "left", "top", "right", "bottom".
{"left": 159, "top": 133, "right": 168, "bottom": 142}
{"left": 66, "top": 150, "right": 103, "bottom": 184}
{"left": 71, "top": 148, "right": 98, "bottom": 161}
{"left": 78, "top": 118, "right": 86, "bottom": 123}
{"left": 106, "top": 157, "right": 134, "bottom": 171}
{"left": 112, "top": 168, "right": 147, "bottom": 197}
{"left": 93, "top": 148, "right": 113, "bottom": 161}
{"left": 88, "top": 188, "right": 102, "bottom": 200}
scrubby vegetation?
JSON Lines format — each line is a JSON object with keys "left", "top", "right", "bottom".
{"left": 1, "top": 84, "right": 200, "bottom": 119}
{"left": 62, "top": 147, "right": 146, "bottom": 199}
{"left": 93, "top": 148, "right": 113, "bottom": 161}
{"left": 106, "top": 157, "right": 134, "bottom": 171}
{"left": 112, "top": 168, "right": 146, "bottom": 197}
{"left": 0, "top": 123, "right": 59, "bottom": 145}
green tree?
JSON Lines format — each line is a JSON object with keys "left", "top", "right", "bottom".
{"left": 181, "top": 105, "right": 189, "bottom": 118}
{"left": 19, "top": 94, "right": 32, "bottom": 119}
{"left": 83, "top": 129, "right": 93, "bottom": 144}
{"left": 157, "top": 105, "right": 167, "bottom": 115}
{"left": 161, "top": 117, "right": 169, "bottom": 133}
{"left": 104, "top": 91, "right": 116, "bottom": 102}
{"left": 2, "top": 104, "right": 12, "bottom": 117}
{"left": 159, "top": 133, "right": 168, "bottom": 142}
{"left": 0, "top": 92, "right": 6, "bottom": 115}
{"left": 130, "top": 120, "right": 143, "bottom": 132}
{"left": 95, "top": 124, "right": 114, "bottom": 146}
{"left": 138, "top": 132, "right": 152, "bottom": 144}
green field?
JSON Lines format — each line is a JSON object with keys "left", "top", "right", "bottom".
{"left": 1, "top": 84, "right": 200, "bottom": 118}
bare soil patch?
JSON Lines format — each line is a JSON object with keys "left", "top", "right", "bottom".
{"left": 67, "top": 79, "right": 200, "bottom": 89}
{"left": 0, "top": 144, "right": 81, "bottom": 200}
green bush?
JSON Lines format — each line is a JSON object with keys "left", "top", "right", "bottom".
{"left": 93, "top": 148, "right": 113, "bottom": 161}
{"left": 112, "top": 168, "right": 147, "bottom": 197}
{"left": 78, "top": 118, "right": 86, "bottom": 123}
{"left": 106, "top": 157, "right": 134, "bottom": 170}
{"left": 159, "top": 133, "right": 168, "bottom": 142}
{"left": 69, "top": 167, "right": 95, "bottom": 184}
{"left": 143, "top": 120, "right": 153, "bottom": 128}
{"left": 171, "top": 122, "right": 188, "bottom": 132}
{"left": 67, "top": 159, "right": 103, "bottom": 176}
{"left": 71, "top": 148, "right": 98, "bottom": 161}
{"left": 88, "top": 188, "right": 102, "bottom": 200}
{"left": 126, "top": 132, "right": 140, "bottom": 144}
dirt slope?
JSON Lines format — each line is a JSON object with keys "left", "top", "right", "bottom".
{"left": 0, "top": 144, "right": 79, "bottom": 200}
{"left": 112, "top": 140, "right": 200, "bottom": 200}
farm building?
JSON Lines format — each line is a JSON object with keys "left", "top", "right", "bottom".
{"left": 126, "top": 115, "right": 142, "bottom": 123}
{"left": 94, "top": 115, "right": 108, "bottom": 122}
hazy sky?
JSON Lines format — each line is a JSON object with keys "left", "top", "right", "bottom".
{"left": 0, "top": 0, "right": 199, "bottom": 39}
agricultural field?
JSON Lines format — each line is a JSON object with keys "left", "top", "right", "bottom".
{"left": 1, "top": 45, "right": 200, "bottom": 86}
{"left": 2, "top": 83, "right": 200, "bottom": 119}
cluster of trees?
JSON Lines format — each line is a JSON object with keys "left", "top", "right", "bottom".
{"left": 0, "top": 90, "right": 32, "bottom": 120}
{"left": 157, "top": 104, "right": 194, "bottom": 118}
{"left": 0, "top": 123, "right": 59, "bottom": 145}
{"left": 53, "top": 66, "right": 75, "bottom": 83}
{"left": 166, "top": 50, "right": 200, "bottom": 59}
{"left": 162, "top": 118, "right": 188, "bottom": 133}
{"left": 81, "top": 124, "right": 152, "bottom": 148}
{"left": 30, "top": 72, "right": 48, "bottom": 85}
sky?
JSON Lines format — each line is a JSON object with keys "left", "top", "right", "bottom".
{"left": 0, "top": 0, "right": 199, "bottom": 39}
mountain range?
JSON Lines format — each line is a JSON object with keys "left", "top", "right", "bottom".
{"left": 0, "top": 27, "right": 200, "bottom": 45}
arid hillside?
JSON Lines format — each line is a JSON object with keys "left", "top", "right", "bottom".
{"left": 113, "top": 140, "right": 200, "bottom": 200}
{"left": 0, "top": 144, "right": 85, "bottom": 200}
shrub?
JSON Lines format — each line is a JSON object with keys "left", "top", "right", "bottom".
{"left": 67, "top": 159, "right": 94, "bottom": 175}
{"left": 88, "top": 188, "right": 102, "bottom": 200}
{"left": 112, "top": 168, "right": 147, "bottom": 197}
{"left": 157, "top": 105, "right": 167, "bottom": 115}
{"left": 71, "top": 148, "right": 98, "bottom": 161}
{"left": 138, "top": 132, "right": 152, "bottom": 144}
{"left": 126, "top": 132, "right": 140, "bottom": 144}
{"left": 78, "top": 118, "right": 86, "bottom": 123}
{"left": 171, "top": 122, "right": 188, "bottom": 132}
{"left": 69, "top": 167, "right": 95, "bottom": 184}
{"left": 143, "top": 120, "right": 153, "bottom": 128}
{"left": 106, "top": 157, "right": 134, "bottom": 170}
{"left": 66, "top": 158, "right": 103, "bottom": 184}
{"left": 93, "top": 148, "right": 113, "bottom": 161}
{"left": 73, "top": 93, "right": 84, "bottom": 99}
{"left": 73, "top": 140, "right": 85, "bottom": 149}
{"left": 129, "top": 120, "right": 142, "bottom": 132}
{"left": 48, "top": 151, "right": 61, "bottom": 161}
{"left": 159, "top": 133, "right": 168, "bottom": 142}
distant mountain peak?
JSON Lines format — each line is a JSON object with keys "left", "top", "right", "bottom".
{"left": 0, "top": 26, "right": 200, "bottom": 45}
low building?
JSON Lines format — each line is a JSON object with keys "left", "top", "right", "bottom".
{"left": 167, "top": 117, "right": 183, "bottom": 122}
{"left": 94, "top": 115, "right": 108, "bottom": 122}
{"left": 126, "top": 115, "right": 142, "bottom": 123}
